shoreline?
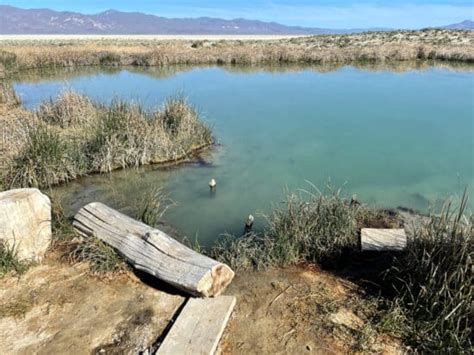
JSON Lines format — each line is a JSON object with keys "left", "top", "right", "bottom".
{"left": 1, "top": 29, "right": 473, "bottom": 80}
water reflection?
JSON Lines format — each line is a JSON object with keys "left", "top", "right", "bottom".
{"left": 11, "top": 60, "right": 474, "bottom": 84}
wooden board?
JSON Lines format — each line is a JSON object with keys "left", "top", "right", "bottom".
{"left": 360, "top": 228, "right": 407, "bottom": 251}
{"left": 157, "top": 296, "right": 236, "bottom": 355}
{"left": 73, "top": 202, "right": 234, "bottom": 297}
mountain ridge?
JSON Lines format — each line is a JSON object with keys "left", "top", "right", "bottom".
{"left": 0, "top": 5, "right": 472, "bottom": 35}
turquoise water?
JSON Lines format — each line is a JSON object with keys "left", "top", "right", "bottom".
{"left": 13, "top": 64, "right": 474, "bottom": 244}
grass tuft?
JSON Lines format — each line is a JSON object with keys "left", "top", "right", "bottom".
{"left": 69, "top": 238, "right": 125, "bottom": 274}
{"left": 209, "top": 186, "right": 472, "bottom": 352}
{"left": 135, "top": 187, "right": 175, "bottom": 227}
{"left": 0, "top": 241, "right": 29, "bottom": 278}
{"left": 5, "top": 124, "right": 86, "bottom": 188}
{"left": 36, "top": 90, "right": 97, "bottom": 128}
{"left": 210, "top": 186, "right": 360, "bottom": 270}
{"left": 382, "top": 191, "right": 473, "bottom": 352}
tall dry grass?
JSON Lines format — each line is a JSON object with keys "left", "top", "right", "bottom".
{"left": 382, "top": 192, "right": 473, "bottom": 352}
{"left": 2, "top": 90, "right": 213, "bottom": 188}
{"left": 0, "top": 81, "right": 20, "bottom": 107}
{"left": 0, "top": 29, "right": 472, "bottom": 76}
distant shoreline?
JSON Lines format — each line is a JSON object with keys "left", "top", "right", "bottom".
{"left": 0, "top": 29, "right": 472, "bottom": 81}
{"left": 0, "top": 34, "right": 308, "bottom": 41}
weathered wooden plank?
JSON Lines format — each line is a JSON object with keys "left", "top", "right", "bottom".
{"left": 157, "top": 296, "right": 236, "bottom": 355}
{"left": 73, "top": 202, "right": 234, "bottom": 297}
{"left": 360, "top": 228, "right": 407, "bottom": 251}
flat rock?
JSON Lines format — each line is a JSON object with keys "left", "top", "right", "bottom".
{"left": 0, "top": 188, "right": 52, "bottom": 261}
{"left": 0, "top": 262, "right": 185, "bottom": 354}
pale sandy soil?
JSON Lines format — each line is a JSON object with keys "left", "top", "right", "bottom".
{"left": 0, "top": 260, "right": 185, "bottom": 354}
{"left": 0, "top": 260, "right": 403, "bottom": 354}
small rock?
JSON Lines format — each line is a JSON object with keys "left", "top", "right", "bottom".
{"left": 209, "top": 178, "right": 217, "bottom": 189}
{"left": 245, "top": 214, "right": 254, "bottom": 228}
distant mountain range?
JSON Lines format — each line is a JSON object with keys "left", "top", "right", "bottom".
{"left": 0, "top": 5, "right": 472, "bottom": 35}
{"left": 442, "top": 20, "right": 474, "bottom": 30}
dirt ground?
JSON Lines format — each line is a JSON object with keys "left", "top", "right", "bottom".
{"left": 0, "top": 259, "right": 185, "bottom": 354}
{"left": 0, "top": 258, "right": 403, "bottom": 354}
{"left": 220, "top": 265, "right": 403, "bottom": 355}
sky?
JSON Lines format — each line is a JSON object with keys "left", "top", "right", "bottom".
{"left": 2, "top": 1, "right": 473, "bottom": 29}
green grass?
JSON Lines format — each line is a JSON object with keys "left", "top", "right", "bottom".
{"left": 0, "top": 242, "right": 29, "bottom": 278}
{"left": 135, "top": 186, "right": 175, "bottom": 227}
{"left": 210, "top": 186, "right": 361, "bottom": 270}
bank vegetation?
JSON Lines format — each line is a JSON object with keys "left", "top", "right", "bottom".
{"left": 209, "top": 187, "right": 473, "bottom": 352}
{"left": 0, "top": 29, "right": 473, "bottom": 78}
{"left": 0, "top": 87, "right": 212, "bottom": 189}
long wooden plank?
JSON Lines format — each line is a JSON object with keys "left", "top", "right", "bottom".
{"left": 361, "top": 228, "right": 407, "bottom": 251}
{"left": 157, "top": 296, "right": 236, "bottom": 355}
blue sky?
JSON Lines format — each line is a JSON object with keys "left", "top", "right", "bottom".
{"left": 2, "top": 1, "right": 473, "bottom": 28}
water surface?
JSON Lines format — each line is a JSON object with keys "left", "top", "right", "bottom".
{"left": 13, "top": 64, "right": 474, "bottom": 244}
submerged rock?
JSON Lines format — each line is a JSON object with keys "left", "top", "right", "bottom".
{"left": 0, "top": 188, "right": 52, "bottom": 262}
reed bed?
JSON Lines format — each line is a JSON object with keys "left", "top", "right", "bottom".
{"left": 0, "top": 29, "right": 472, "bottom": 77}
{"left": 1, "top": 90, "right": 212, "bottom": 188}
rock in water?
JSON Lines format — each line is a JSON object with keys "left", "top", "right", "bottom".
{"left": 0, "top": 188, "right": 52, "bottom": 262}
{"left": 209, "top": 178, "right": 217, "bottom": 189}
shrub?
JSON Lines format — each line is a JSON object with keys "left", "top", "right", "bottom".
{"left": 135, "top": 187, "right": 175, "bottom": 227}
{"left": 98, "top": 51, "right": 121, "bottom": 65}
{"left": 0, "top": 50, "right": 18, "bottom": 72}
